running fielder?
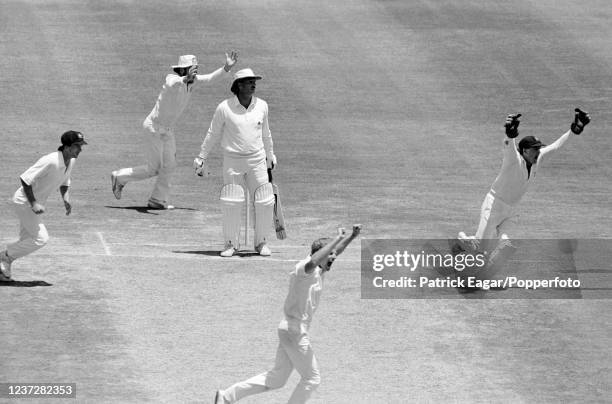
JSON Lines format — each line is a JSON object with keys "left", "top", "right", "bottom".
{"left": 1, "top": 131, "right": 87, "bottom": 281}
{"left": 194, "top": 68, "right": 277, "bottom": 257}
{"left": 111, "top": 51, "right": 238, "bottom": 209}
{"left": 457, "top": 108, "right": 591, "bottom": 278}
{"left": 213, "top": 224, "right": 362, "bottom": 404}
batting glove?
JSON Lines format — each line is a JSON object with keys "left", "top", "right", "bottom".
{"left": 267, "top": 154, "right": 277, "bottom": 170}
{"left": 571, "top": 108, "right": 590, "bottom": 135}
{"left": 193, "top": 157, "right": 210, "bottom": 177}
{"left": 504, "top": 113, "right": 521, "bottom": 138}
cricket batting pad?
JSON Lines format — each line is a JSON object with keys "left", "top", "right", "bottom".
{"left": 253, "top": 183, "right": 274, "bottom": 245}
{"left": 220, "top": 184, "right": 245, "bottom": 248}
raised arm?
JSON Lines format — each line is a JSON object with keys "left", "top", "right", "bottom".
{"left": 335, "top": 224, "right": 362, "bottom": 256}
{"left": 304, "top": 228, "right": 346, "bottom": 273}
{"left": 194, "top": 50, "right": 238, "bottom": 82}
{"left": 540, "top": 108, "right": 590, "bottom": 159}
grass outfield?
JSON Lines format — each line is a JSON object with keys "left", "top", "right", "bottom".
{"left": 1, "top": 1, "right": 611, "bottom": 403}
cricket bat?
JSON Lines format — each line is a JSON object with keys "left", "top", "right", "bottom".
{"left": 268, "top": 168, "right": 287, "bottom": 239}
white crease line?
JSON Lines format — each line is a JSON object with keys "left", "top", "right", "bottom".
{"left": 34, "top": 251, "right": 362, "bottom": 263}
{"left": 96, "top": 232, "right": 112, "bottom": 256}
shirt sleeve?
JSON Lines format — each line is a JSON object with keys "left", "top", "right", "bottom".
{"left": 199, "top": 102, "right": 225, "bottom": 159}
{"left": 166, "top": 74, "right": 183, "bottom": 87}
{"left": 194, "top": 66, "right": 228, "bottom": 84}
{"left": 19, "top": 156, "right": 50, "bottom": 186}
{"left": 539, "top": 130, "right": 572, "bottom": 160}
{"left": 295, "top": 257, "right": 314, "bottom": 277}
{"left": 500, "top": 137, "right": 520, "bottom": 170}
{"left": 260, "top": 101, "right": 275, "bottom": 160}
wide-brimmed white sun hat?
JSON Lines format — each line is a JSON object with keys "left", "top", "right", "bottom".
{"left": 172, "top": 55, "right": 198, "bottom": 69}
{"left": 232, "top": 68, "right": 262, "bottom": 84}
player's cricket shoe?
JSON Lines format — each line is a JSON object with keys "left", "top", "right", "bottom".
{"left": 457, "top": 232, "right": 480, "bottom": 253}
{"left": 255, "top": 242, "right": 271, "bottom": 256}
{"left": 220, "top": 242, "right": 236, "bottom": 257}
{"left": 147, "top": 199, "right": 175, "bottom": 210}
{"left": 0, "top": 250, "right": 12, "bottom": 281}
{"left": 111, "top": 172, "right": 124, "bottom": 200}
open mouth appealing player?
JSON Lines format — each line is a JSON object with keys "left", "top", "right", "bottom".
{"left": 0, "top": 131, "right": 87, "bottom": 281}
{"left": 194, "top": 68, "right": 278, "bottom": 257}
{"left": 456, "top": 108, "right": 591, "bottom": 280}
{"left": 110, "top": 50, "right": 237, "bottom": 210}
{"left": 212, "top": 224, "right": 362, "bottom": 404}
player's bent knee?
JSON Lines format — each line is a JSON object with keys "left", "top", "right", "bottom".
{"left": 254, "top": 183, "right": 274, "bottom": 205}
{"left": 264, "top": 371, "right": 291, "bottom": 390}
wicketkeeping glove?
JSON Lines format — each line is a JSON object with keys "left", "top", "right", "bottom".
{"left": 193, "top": 157, "right": 210, "bottom": 177}
{"left": 571, "top": 108, "right": 590, "bottom": 135}
{"left": 504, "top": 113, "right": 521, "bottom": 138}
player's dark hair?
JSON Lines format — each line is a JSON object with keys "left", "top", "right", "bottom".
{"left": 231, "top": 80, "right": 240, "bottom": 95}
{"left": 311, "top": 238, "right": 331, "bottom": 255}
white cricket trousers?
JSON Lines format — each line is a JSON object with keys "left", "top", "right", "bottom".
{"left": 222, "top": 150, "right": 272, "bottom": 246}
{"left": 222, "top": 328, "right": 321, "bottom": 404}
{"left": 114, "top": 123, "right": 176, "bottom": 204}
{"left": 6, "top": 203, "right": 50, "bottom": 259}
{"left": 475, "top": 191, "right": 518, "bottom": 252}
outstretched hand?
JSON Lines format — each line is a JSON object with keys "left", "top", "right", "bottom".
{"left": 224, "top": 50, "right": 238, "bottom": 71}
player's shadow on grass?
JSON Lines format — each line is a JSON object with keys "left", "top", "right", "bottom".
{"left": 0, "top": 279, "right": 52, "bottom": 287}
{"left": 174, "top": 250, "right": 260, "bottom": 258}
{"left": 104, "top": 205, "right": 198, "bottom": 214}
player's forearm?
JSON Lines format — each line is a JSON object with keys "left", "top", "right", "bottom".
{"left": 21, "top": 179, "right": 37, "bottom": 206}
{"left": 540, "top": 130, "right": 571, "bottom": 157}
{"left": 335, "top": 234, "right": 357, "bottom": 256}
{"left": 309, "top": 235, "right": 344, "bottom": 268}
{"left": 59, "top": 185, "right": 70, "bottom": 202}
{"left": 195, "top": 66, "right": 228, "bottom": 83}
{"left": 262, "top": 130, "right": 274, "bottom": 158}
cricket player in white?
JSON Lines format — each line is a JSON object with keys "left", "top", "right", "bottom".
{"left": 458, "top": 109, "right": 591, "bottom": 274}
{"left": 111, "top": 51, "right": 238, "bottom": 209}
{"left": 213, "top": 225, "right": 362, "bottom": 404}
{"left": 194, "top": 68, "right": 277, "bottom": 257}
{"left": 0, "top": 131, "right": 87, "bottom": 281}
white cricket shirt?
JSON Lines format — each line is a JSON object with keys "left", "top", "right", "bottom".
{"left": 13, "top": 151, "right": 73, "bottom": 205}
{"left": 280, "top": 257, "right": 324, "bottom": 334}
{"left": 145, "top": 67, "right": 228, "bottom": 130}
{"left": 490, "top": 130, "right": 571, "bottom": 205}
{"left": 199, "top": 96, "right": 274, "bottom": 160}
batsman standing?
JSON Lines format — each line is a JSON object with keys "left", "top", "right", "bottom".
{"left": 111, "top": 51, "right": 238, "bottom": 209}
{"left": 194, "top": 68, "right": 277, "bottom": 257}
{"left": 1, "top": 131, "right": 87, "bottom": 281}
{"left": 213, "top": 225, "right": 362, "bottom": 404}
{"left": 457, "top": 108, "right": 591, "bottom": 276}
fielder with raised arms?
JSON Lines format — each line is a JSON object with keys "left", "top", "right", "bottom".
{"left": 213, "top": 225, "right": 362, "bottom": 404}
{"left": 457, "top": 108, "right": 591, "bottom": 278}
{"left": 111, "top": 51, "right": 238, "bottom": 209}
{"left": 194, "top": 68, "right": 277, "bottom": 257}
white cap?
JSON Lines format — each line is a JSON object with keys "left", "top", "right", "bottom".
{"left": 172, "top": 55, "right": 198, "bottom": 69}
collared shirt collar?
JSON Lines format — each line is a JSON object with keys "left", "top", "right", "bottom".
{"left": 231, "top": 95, "right": 256, "bottom": 110}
